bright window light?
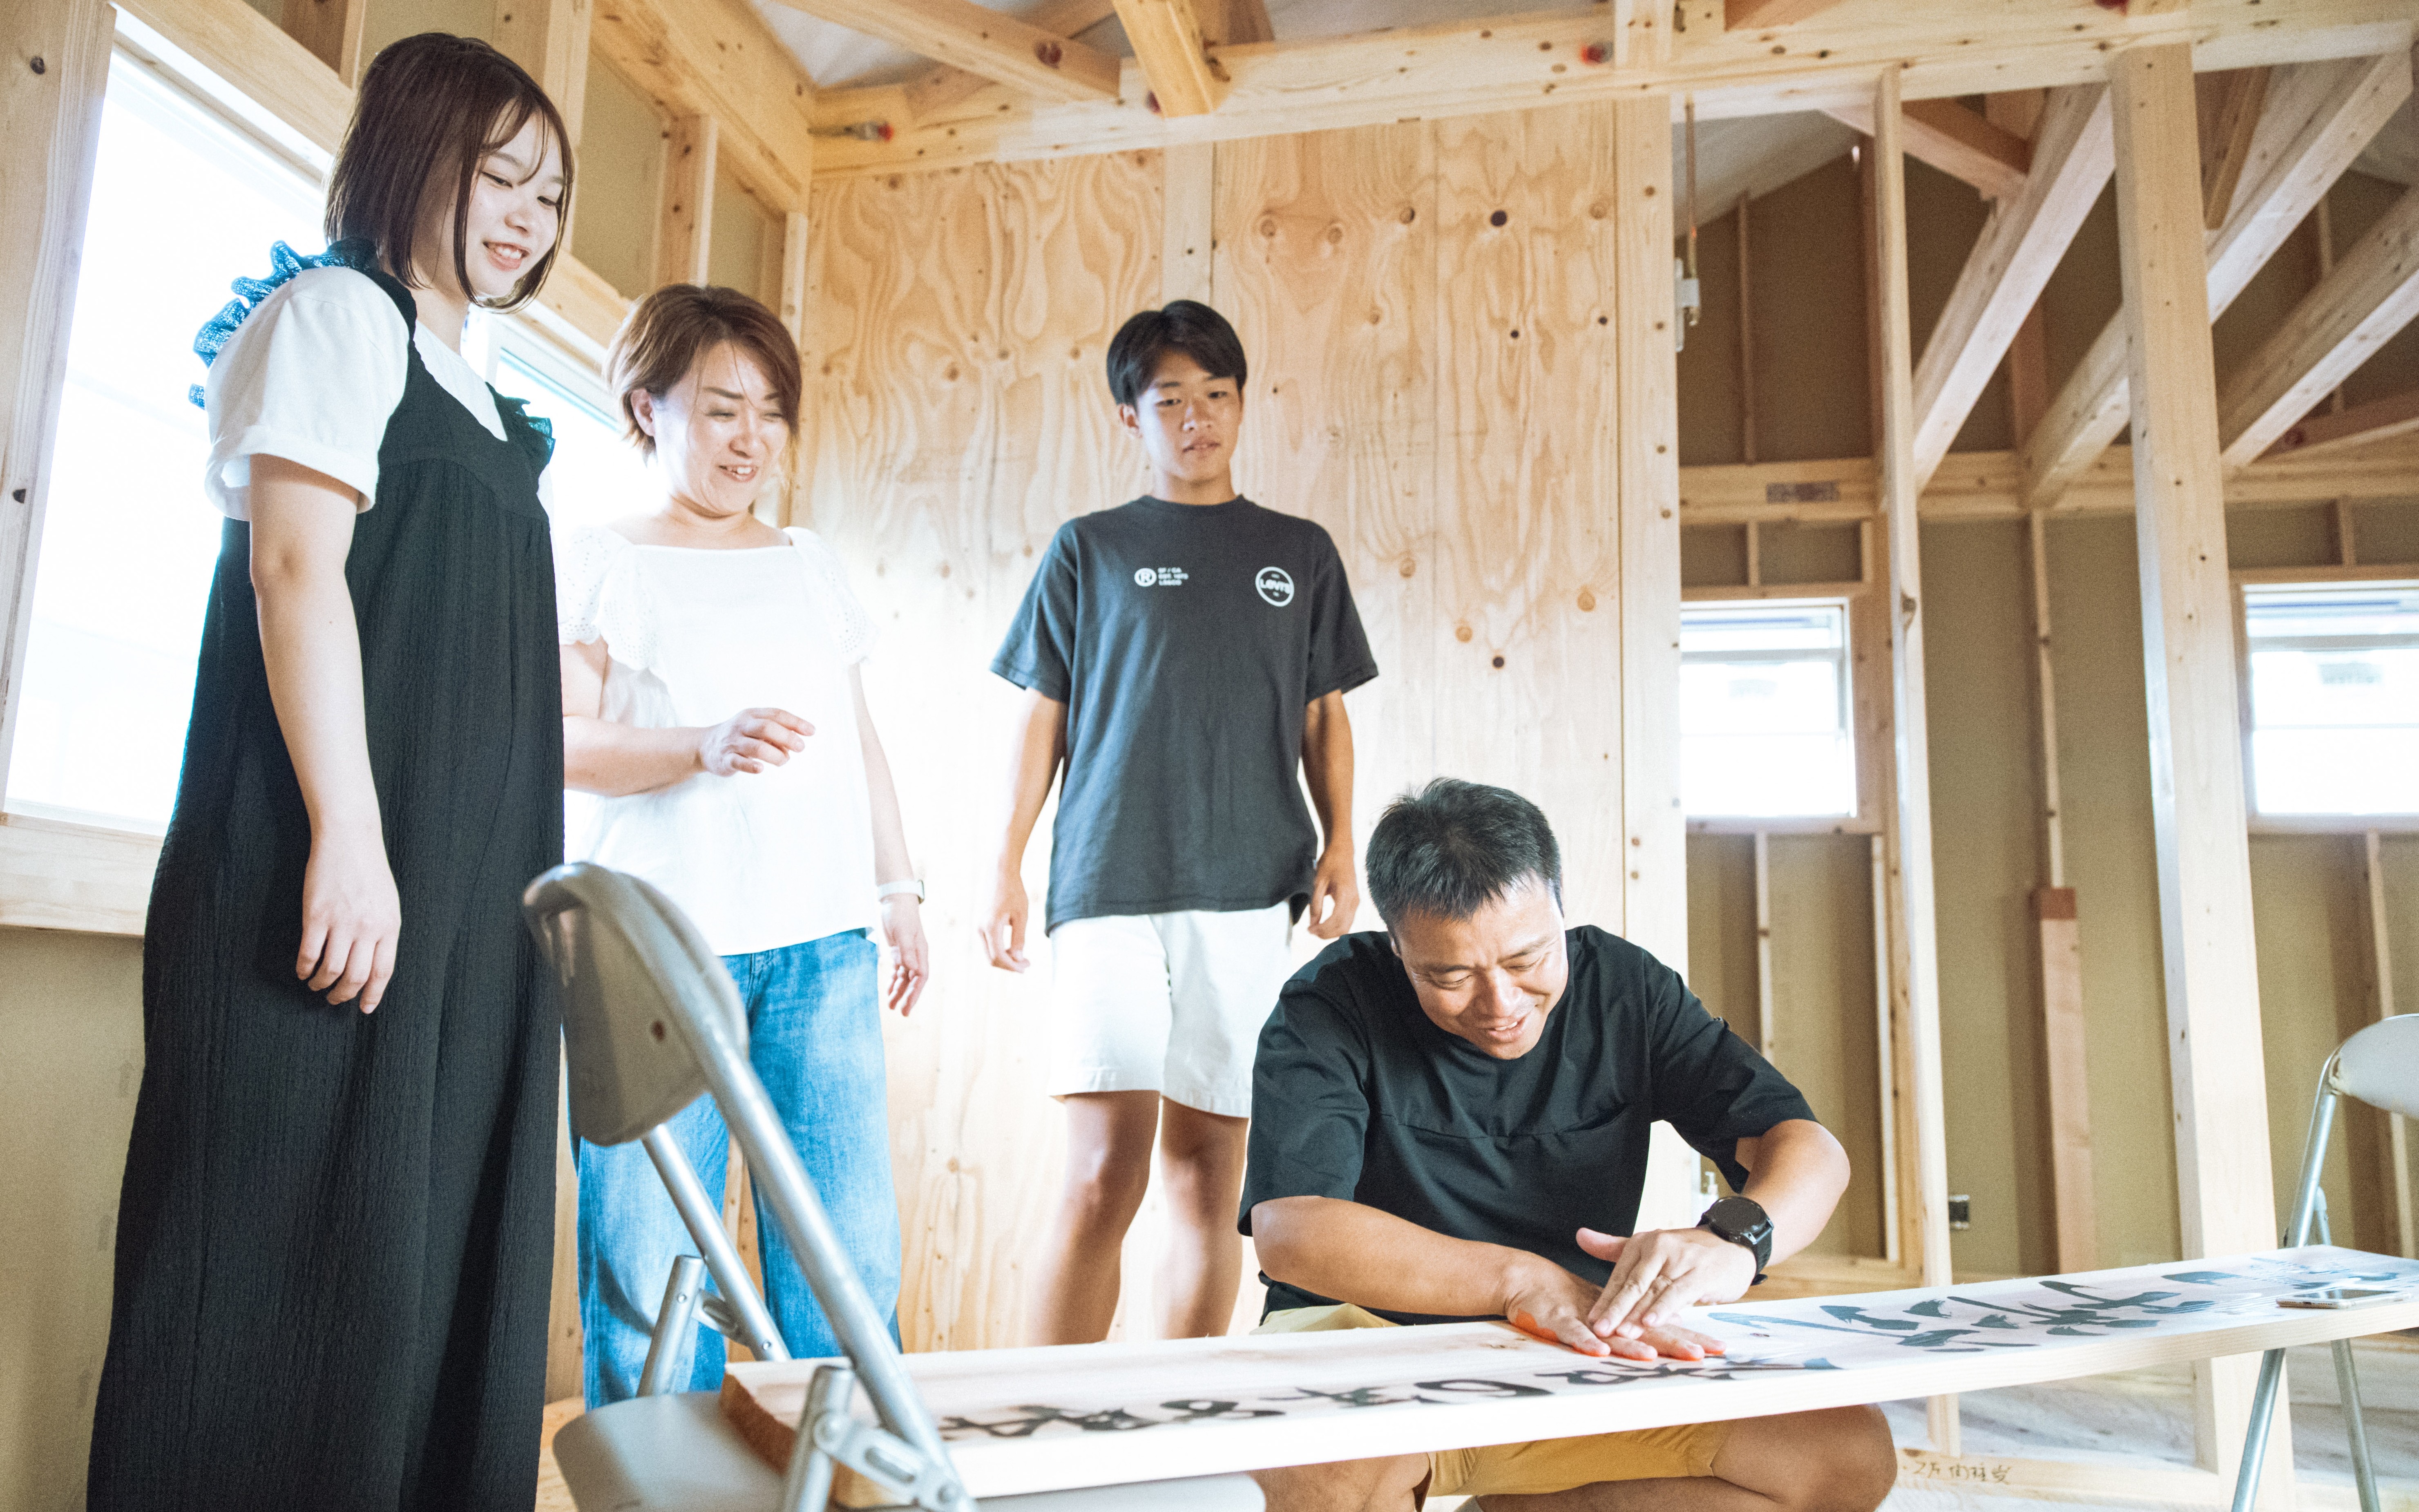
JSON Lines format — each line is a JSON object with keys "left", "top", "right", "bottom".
{"left": 4, "top": 53, "right": 321, "bottom": 830}
{"left": 2243, "top": 582, "right": 2419, "bottom": 817}
{"left": 1681, "top": 602, "right": 1856, "bottom": 818}
{"left": 489, "top": 338, "right": 655, "bottom": 533}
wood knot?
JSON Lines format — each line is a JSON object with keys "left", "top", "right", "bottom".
{"left": 1455, "top": 623, "right": 1474, "bottom": 643}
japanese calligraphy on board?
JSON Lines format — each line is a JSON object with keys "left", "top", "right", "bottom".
{"left": 721, "top": 1247, "right": 2419, "bottom": 1501}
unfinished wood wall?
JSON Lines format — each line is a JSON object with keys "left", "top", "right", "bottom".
{"left": 801, "top": 101, "right": 1687, "bottom": 1352}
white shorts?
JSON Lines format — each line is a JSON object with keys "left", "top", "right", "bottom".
{"left": 1046, "top": 902, "right": 1296, "bottom": 1118}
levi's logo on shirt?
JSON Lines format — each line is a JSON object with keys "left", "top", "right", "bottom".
{"left": 1134, "top": 567, "right": 1188, "bottom": 586}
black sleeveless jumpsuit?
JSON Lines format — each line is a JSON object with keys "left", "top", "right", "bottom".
{"left": 89, "top": 266, "right": 564, "bottom": 1512}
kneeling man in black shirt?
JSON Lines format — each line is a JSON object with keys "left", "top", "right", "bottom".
{"left": 1241, "top": 779, "right": 1897, "bottom": 1512}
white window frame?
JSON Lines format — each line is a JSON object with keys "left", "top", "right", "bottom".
{"left": 2236, "top": 566, "right": 2419, "bottom": 835}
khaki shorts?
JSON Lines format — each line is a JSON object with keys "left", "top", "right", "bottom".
{"left": 1255, "top": 1304, "right": 1733, "bottom": 1501}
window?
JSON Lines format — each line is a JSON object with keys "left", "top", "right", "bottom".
{"left": 2243, "top": 582, "right": 2419, "bottom": 817}
{"left": 476, "top": 327, "right": 654, "bottom": 533}
{"left": 4, "top": 53, "right": 322, "bottom": 830}
{"left": 1680, "top": 602, "right": 1856, "bottom": 819}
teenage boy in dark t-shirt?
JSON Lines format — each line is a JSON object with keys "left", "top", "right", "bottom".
{"left": 982, "top": 300, "right": 1378, "bottom": 1345}
{"left": 1241, "top": 779, "right": 1896, "bottom": 1512}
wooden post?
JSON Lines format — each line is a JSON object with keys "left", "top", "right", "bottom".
{"left": 1753, "top": 832, "right": 1776, "bottom": 1062}
{"left": 2109, "top": 41, "right": 2289, "bottom": 1499}
{"left": 1162, "top": 141, "right": 1215, "bottom": 307}
{"left": 281, "top": 0, "right": 366, "bottom": 86}
{"left": 1611, "top": 93, "right": 1700, "bottom": 1234}
{"left": 0, "top": 0, "right": 111, "bottom": 806}
{"left": 1737, "top": 193, "right": 1756, "bottom": 465}
{"left": 1872, "top": 61, "right": 1959, "bottom": 1455}
{"left": 1870, "top": 835, "right": 1900, "bottom": 1266}
{"left": 493, "top": 0, "right": 592, "bottom": 146}
{"left": 2031, "top": 509, "right": 2096, "bottom": 1274}
{"left": 655, "top": 113, "right": 717, "bottom": 288}
{"left": 2360, "top": 831, "right": 2412, "bottom": 1260}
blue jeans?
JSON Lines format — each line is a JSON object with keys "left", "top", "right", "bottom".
{"left": 577, "top": 929, "right": 901, "bottom": 1405}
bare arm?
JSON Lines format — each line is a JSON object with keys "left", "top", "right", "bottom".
{"left": 852, "top": 667, "right": 928, "bottom": 1015}
{"left": 559, "top": 638, "right": 811, "bottom": 797}
{"left": 977, "top": 687, "right": 1067, "bottom": 972}
{"left": 1299, "top": 690, "right": 1359, "bottom": 939}
{"left": 249, "top": 454, "right": 398, "bottom": 1013}
{"left": 1249, "top": 1196, "right": 1717, "bottom": 1362}
{"left": 1586, "top": 1117, "right": 1851, "bottom": 1338}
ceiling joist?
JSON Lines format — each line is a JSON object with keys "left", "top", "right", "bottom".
{"left": 2218, "top": 185, "right": 2419, "bottom": 469}
{"left": 2198, "top": 67, "right": 2270, "bottom": 230}
{"left": 1909, "top": 85, "right": 2113, "bottom": 488}
{"left": 1114, "top": 0, "right": 1228, "bottom": 116}
{"left": 2019, "top": 47, "right": 2414, "bottom": 511}
{"left": 2261, "top": 386, "right": 2419, "bottom": 460}
{"left": 591, "top": 0, "right": 820, "bottom": 211}
{"left": 806, "top": 0, "right": 2413, "bottom": 180}
{"left": 1824, "top": 96, "right": 2032, "bottom": 199}
{"left": 773, "top": 0, "right": 1121, "bottom": 105}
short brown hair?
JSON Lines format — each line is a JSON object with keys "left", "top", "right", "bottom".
{"left": 326, "top": 33, "right": 573, "bottom": 312}
{"left": 608, "top": 285, "right": 803, "bottom": 457}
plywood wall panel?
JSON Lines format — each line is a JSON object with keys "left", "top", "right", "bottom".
{"left": 1431, "top": 104, "right": 1626, "bottom": 923}
{"left": 1217, "top": 122, "right": 1436, "bottom": 907}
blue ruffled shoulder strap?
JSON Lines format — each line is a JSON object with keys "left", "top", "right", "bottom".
{"left": 490, "top": 389, "right": 556, "bottom": 475}
{"left": 188, "top": 238, "right": 380, "bottom": 408}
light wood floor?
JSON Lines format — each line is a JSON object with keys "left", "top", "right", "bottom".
{"left": 535, "top": 1337, "right": 2417, "bottom": 1512}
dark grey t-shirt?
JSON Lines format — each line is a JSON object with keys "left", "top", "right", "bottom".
{"left": 1240, "top": 927, "right": 1818, "bottom": 1324}
{"left": 991, "top": 497, "right": 1378, "bottom": 932}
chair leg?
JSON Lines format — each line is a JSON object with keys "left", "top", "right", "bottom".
{"left": 2230, "top": 1347, "right": 2289, "bottom": 1512}
{"left": 638, "top": 1254, "right": 705, "bottom": 1397}
{"left": 2332, "top": 1338, "right": 2381, "bottom": 1512}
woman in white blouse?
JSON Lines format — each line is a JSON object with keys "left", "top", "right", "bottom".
{"left": 556, "top": 283, "right": 927, "bottom": 1402}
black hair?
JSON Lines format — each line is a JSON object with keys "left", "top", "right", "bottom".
{"left": 1365, "top": 779, "right": 1564, "bottom": 930}
{"left": 1105, "top": 299, "right": 1248, "bottom": 407}
{"left": 326, "top": 33, "right": 573, "bottom": 312}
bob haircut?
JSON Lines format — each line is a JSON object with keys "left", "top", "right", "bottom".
{"left": 325, "top": 33, "right": 573, "bottom": 313}
{"left": 608, "top": 284, "right": 804, "bottom": 459}
{"left": 1105, "top": 299, "right": 1248, "bottom": 408}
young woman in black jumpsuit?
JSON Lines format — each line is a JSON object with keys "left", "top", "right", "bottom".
{"left": 88, "top": 36, "right": 575, "bottom": 1510}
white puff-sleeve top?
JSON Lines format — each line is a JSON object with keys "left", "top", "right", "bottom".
{"left": 200, "top": 265, "right": 522, "bottom": 516}
{"left": 556, "top": 524, "right": 881, "bottom": 956}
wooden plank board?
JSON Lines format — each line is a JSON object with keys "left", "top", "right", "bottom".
{"left": 896, "top": 0, "right": 1121, "bottom": 124}
{"left": 1115, "top": 0, "right": 1228, "bottom": 117}
{"left": 1161, "top": 142, "right": 1214, "bottom": 304}
{"left": 805, "top": 0, "right": 2415, "bottom": 179}
{"left": 770, "top": 0, "right": 1121, "bottom": 103}
{"left": 2261, "top": 386, "right": 2419, "bottom": 460}
{"left": 1820, "top": 98, "right": 2031, "bottom": 202}
{"left": 722, "top": 1247, "right": 2419, "bottom": 1498}
{"left": 654, "top": 114, "right": 717, "bottom": 288}
{"left": 116, "top": 0, "right": 352, "bottom": 154}
{"left": 279, "top": 0, "right": 364, "bottom": 87}
{"left": 494, "top": 0, "right": 594, "bottom": 146}
{"left": 0, "top": 813, "right": 159, "bottom": 936}
{"left": 2035, "top": 887, "right": 2096, "bottom": 1274}
{"left": 2109, "top": 42, "right": 2287, "bottom": 1494}
{"left": 591, "top": 0, "right": 819, "bottom": 213}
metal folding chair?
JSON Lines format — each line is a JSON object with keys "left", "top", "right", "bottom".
{"left": 524, "top": 861, "right": 1261, "bottom": 1512}
{"left": 2231, "top": 1012, "right": 2419, "bottom": 1512}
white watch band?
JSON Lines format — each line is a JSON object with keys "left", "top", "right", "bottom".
{"left": 876, "top": 879, "right": 925, "bottom": 903}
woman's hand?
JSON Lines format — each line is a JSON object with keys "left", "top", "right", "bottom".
{"left": 298, "top": 824, "right": 402, "bottom": 1012}
{"left": 879, "top": 894, "right": 930, "bottom": 1015}
{"left": 697, "top": 707, "right": 811, "bottom": 776}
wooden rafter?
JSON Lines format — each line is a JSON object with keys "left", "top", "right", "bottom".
{"left": 1822, "top": 96, "right": 2031, "bottom": 201}
{"left": 1115, "top": 0, "right": 1227, "bottom": 116}
{"left": 592, "top": 0, "right": 819, "bottom": 212}
{"left": 2261, "top": 385, "right": 2419, "bottom": 459}
{"left": 494, "top": 0, "right": 594, "bottom": 147}
{"left": 2020, "top": 48, "right": 2412, "bottom": 511}
{"left": 279, "top": 0, "right": 364, "bottom": 86}
{"left": 809, "top": 0, "right": 2411, "bottom": 178}
{"left": 771, "top": 0, "right": 1120, "bottom": 105}
{"left": 2218, "top": 186, "right": 2419, "bottom": 469}
{"left": 2197, "top": 66, "right": 2269, "bottom": 230}
{"left": 1908, "top": 85, "right": 2111, "bottom": 487}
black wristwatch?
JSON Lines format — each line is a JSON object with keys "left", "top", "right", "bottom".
{"left": 1699, "top": 1195, "right": 1773, "bottom": 1282}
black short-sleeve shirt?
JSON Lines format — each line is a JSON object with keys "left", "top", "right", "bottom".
{"left": 1240, "top": 927, "right": 1817, "bottom": 1324}
{"left": 990, "top": 497, "right": 1378, "bottom": 931}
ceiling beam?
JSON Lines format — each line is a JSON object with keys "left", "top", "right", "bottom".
{"left": 885, "top": 0, "right": 1119, "bottom": 125}
{"left": 1823, "top": 96, "right": 2031, "bottom": 201}
{"left": 2260, "top": 385, "right": 2419, "bottom": 459}
{"left": 592, "top": 0, "right": 819, "bottom": 211}
{"left": 772, "top": 0, "right": 1121, "bottom": 104}
{"left": 1114, "top": 0, "right": 1227, "bottom": 116}
{"left": 2198, "top": 67, "right": 2269, "bottom": 230}
{"left": 2218, "top": 186, "right": 2419, "bottom": 469}
{"left": 2019, "top": 48, "right": 2412, "bottom": 511}
{"left": 809, "top": 0, "right": 2412, "bottom": 179}
{"left": 1908, "top": 85, "right": 2111, "bottom": 487}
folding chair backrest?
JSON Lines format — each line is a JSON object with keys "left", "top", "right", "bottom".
{"left": 523, "top": 862, "right": 749, "bottom": 1147}
{"left": 2332, "top": 1014, "right": 2419, "bottom": 1120}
